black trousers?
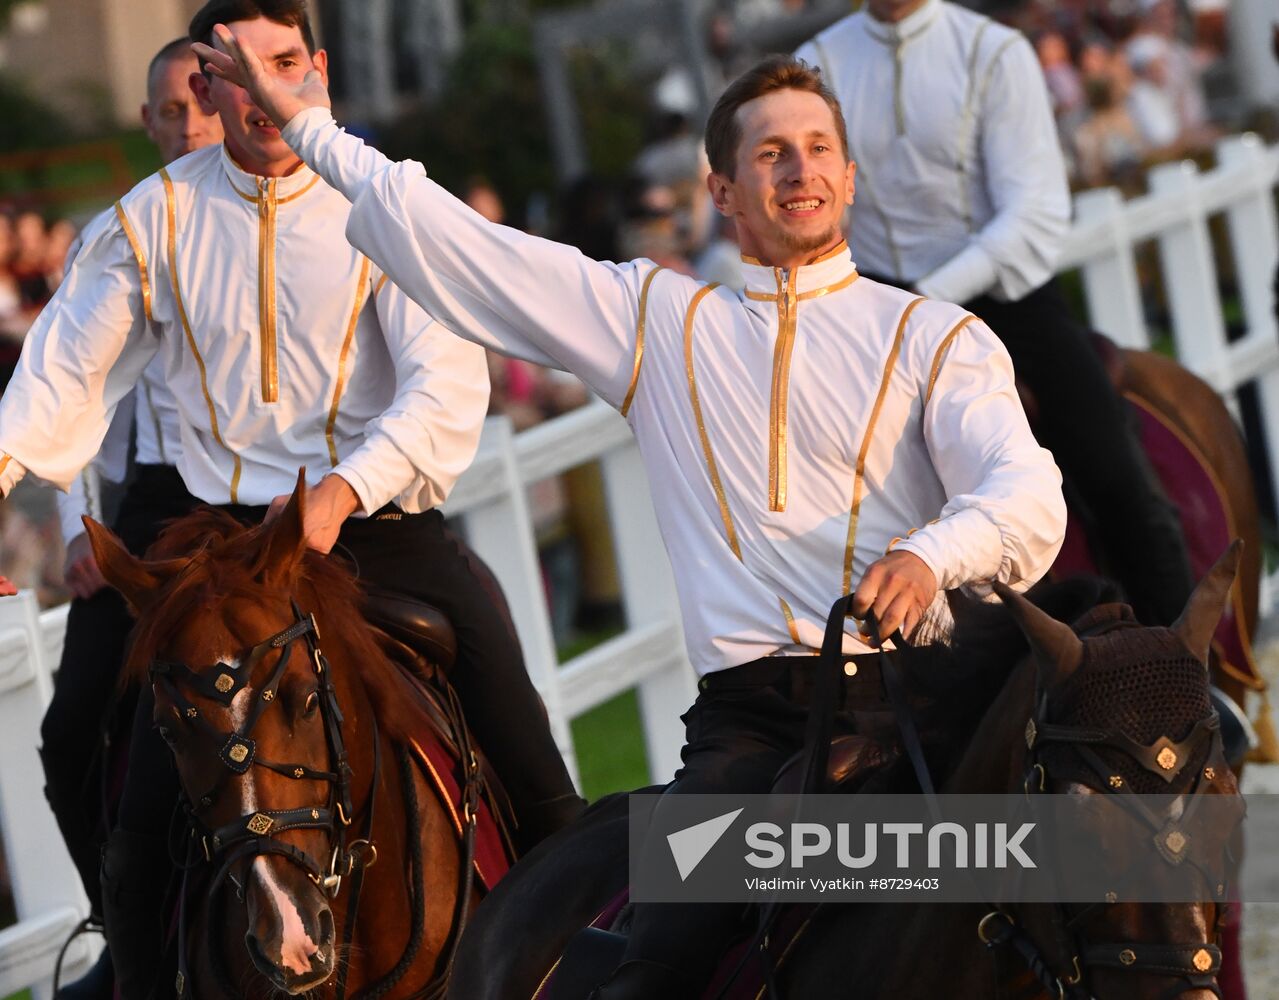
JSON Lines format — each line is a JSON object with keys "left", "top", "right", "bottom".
{"left": 615, "top": 653, "right": 901, "bottom": 996}
{"left": 866, "top": 274, "right": 1194, "bottom": 627}
{"left": 116, "top": 493, "right": 577, "bottom": 843}
{"left": 40, "top": 465, "right": 202, "bottom": 914}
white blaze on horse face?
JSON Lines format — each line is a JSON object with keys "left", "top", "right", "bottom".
{"left": 225, "top": 661, "right": 321, "bottom": 976}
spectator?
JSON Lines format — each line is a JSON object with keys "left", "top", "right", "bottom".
{"left": 1074, "top": 66, "right": 1147, "bottom": 187}
{"left": 10, "top": 210, "right": 51, "bottom": 314}
{"left": 1126, "top": 34, "right": 1183, "bottom": 150}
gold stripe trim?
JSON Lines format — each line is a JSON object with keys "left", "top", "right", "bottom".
{"left": 326, "top": 257, "right": 372, "bottom": 466}
{"left": 780, "top": 598, "right": 802, "bottom": 645}
{"left": 229, "top": 172, "right": 320, "bottom": 206}
{"left": 114, "top": 202, "right": 153, "bottom": 323}
{"left": 277, "top": 174, "right": 320, "bottom": 204}
{"left": 161, "top": 168, "right": 241, "bottom": 502}
{"left": 768, "top": 269, "right": 798, "bottom": 511}
{"left": 0, "top": 454, "right": 10, "bottom": 477}
{"left": 924, "top": 315, "right": 977, "bottom": 406}
{"left": 809, "top": 240, "right": 849, "bottom": 265}
{"left": 257, "top": 178, "right": 280, "bottom": 403}
{"left": 530, "top": 956, "right": 563, "bottom": 1000}
{"left": 621, "top": 265, "right": 665, "bottom": 417}
{"left": 798, "top": 269, "right": 859, "bottom": 300}
{"left": 842, "top": 296, "right": 924, "bottom": 592}
{"left": 744, "top": 269, "right": 859, "bottom": 303}
{"left": 374, "top": 273, "right": 389, "bottom": 296}
{"left": 683, "top": 283, "right": 741, "bottom": 559}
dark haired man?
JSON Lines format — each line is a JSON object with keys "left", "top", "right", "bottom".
{"left": 199, "top": 41, "right": 1067, "bottom": 997}
{"left": 1, "top": 2, "right": 580, "bottom": 995}
{"left": 42, "top": 36, "right": 220, "bottom": 1000}
{"left": 797, "top": 0, "right": 1196, "bottom": 629}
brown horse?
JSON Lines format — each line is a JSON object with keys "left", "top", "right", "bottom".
{"left": 451, "top": 550, "right": 1244, "bottom": 1000}
{"left": 1055, "top": 344, "right": 1265, "bottom": 712}
{"left": 86, "top": 477, "right": 500, "bottom": 998}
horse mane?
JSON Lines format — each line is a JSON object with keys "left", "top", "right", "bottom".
{"left": 123, "top": 507, "right": 430, "bottom": 746}
{"left": 857, "top": 575, "right": 1120, "bottom": 792}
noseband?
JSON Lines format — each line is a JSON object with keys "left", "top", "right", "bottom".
{"left": 150, "top": 601, "right": 379, "bottom": 998}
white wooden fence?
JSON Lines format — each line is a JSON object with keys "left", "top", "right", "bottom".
{"left": 0, "top": 132, "right": 1276, "bottom": 997}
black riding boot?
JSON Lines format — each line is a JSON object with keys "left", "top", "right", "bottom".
{"left": 101, "top": 829, "right": 171, "bottom": 1000}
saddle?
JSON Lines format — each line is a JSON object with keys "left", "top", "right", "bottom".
{"left": 363, "top": 587, "right": 458, "bottom": 672}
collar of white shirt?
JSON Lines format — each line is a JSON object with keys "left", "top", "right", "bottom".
{"left": 863, "top": 0, "right": 943, "bottom": 45}
{"left": 218, "top": 142, "right": 321, "bottom": 202}
{"left": 738, "top": 240, "right": 860, "bottom": 300}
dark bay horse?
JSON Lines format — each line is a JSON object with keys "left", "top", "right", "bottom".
{"left": 1053, "top": 345, "right": 1265, "bottom": 713}
{"left": 85, "top": 477, "right": 505, "bottom": 998}
{"left": 450, "top": 550, "right": 1244, "bottom": 1000}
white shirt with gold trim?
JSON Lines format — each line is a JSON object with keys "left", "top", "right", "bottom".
{"left": 0, "top": 142, "right": 488, "bottom": 514}
{"left": 53, "top": 355, "right": 183, "bottom": 544}
{"left": 796, "top": 0, "right": 1070, "bottom": 304}
{"left": 281, "top": 109, "right": 1067, "bottom": 676}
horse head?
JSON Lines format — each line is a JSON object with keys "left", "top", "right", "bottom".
{"left": 991, "top": 542, "right": 1244, "bottom": 1000}
{"left": 87, "top": 473, "right": 355, "bottom": 994}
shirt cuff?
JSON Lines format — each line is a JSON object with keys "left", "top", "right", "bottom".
{"left": 329, "top": 462, "right": 383, "bottom": 519}
{"left": 914, "top": 244, "right": 1000, "bottom": 306}
{"left": 895, "top": 507, "right": 1005, "bottom": 593}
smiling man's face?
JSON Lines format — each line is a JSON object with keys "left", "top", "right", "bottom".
{"left": 708, "top": 88, "right": 855, "bottom": 270}
{"left": 191, "top": 16, "right": 327, "bottom": 177}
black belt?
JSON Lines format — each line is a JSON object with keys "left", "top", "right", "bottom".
{"left": 699, "top": 651, "right": 892, "bottom": 708}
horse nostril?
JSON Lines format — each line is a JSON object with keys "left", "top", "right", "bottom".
{"left": 245, "top": 932, "right": 275, "bottom": 977}
{"left": 317, "top": 907, "right": 335, "bottom": 947}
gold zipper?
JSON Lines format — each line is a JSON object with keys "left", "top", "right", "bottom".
{"left": 257, "top": 177, "right": 280, "bottom": 403}
{"left": 768, "top": 269, "right": 799, "bottom": 512}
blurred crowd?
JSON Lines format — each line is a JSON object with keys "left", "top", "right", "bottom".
{"left": 0, "top": 0, "right": 1255, "bottom": 633}
{"left": 1017, "top": 0, "right": 1228, "bottom": 188}
{"left": 0, "top": 208, "right": 80, "bottom": 608}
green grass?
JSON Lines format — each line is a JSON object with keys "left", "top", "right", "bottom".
{"left": 558, "top": 627, "right": 652, "bottom": 803}
{"left": 570, "top": 688, "right": 650, "bottom": 802}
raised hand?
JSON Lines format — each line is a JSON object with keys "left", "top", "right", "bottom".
{"left": 191, "top": 23, "right": 330, "bottom": 131}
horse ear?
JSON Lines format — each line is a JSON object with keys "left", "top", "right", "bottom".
{"left": 992, "top": 581, "right": 1083, "bottom": 689}
{"left": 1172, "top": 539, "right": 1242, "bottom": 665}
{"left": 259, "top": 469, "right": 309, "bottom": 587}
{"left": 83, "top": 516, "right": 168, "bottom": 615}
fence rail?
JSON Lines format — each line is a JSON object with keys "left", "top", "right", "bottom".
{"left": 1, "top": 133, "right": 1277, "bottom": 996}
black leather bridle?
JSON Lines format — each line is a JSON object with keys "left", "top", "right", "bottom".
{"left": 986, "top": 619, "right": 1235, "bottom": 1000}
{"left": 151, "top": 601, "right": 379, "bottom": 998}
{"left": 794, "top": 596, "right": 1237, "bottom": 1000}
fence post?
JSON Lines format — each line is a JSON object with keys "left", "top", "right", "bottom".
{"left": 599, "top": 439, "right": 697, "bottom": 783}
{"left": 1074, "top": 186, "right": 1148, "bottom": 348}
{"left": 0, "top": 594, "right": 93, "bottom": 999}
{"left": 1148, "top": 160, "right": 1233, "bottom": 400}
{"left": 1218, "top": 135, "right": 1279, "bottom": 511}
{"left": 451, "top": 418, "right": 580, "bottom": 785}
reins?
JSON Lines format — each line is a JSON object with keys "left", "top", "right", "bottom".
{"left": 152, "top": 600, "right": 482, "bottom": 1000}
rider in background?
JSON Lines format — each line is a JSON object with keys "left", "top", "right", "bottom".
{"left": 0, "top": 3, "right": 582, "bottom": 996}
{"left": 797, "top": 0, "right": 1195, "bottom": 628}
{"left": 41, "top": 38, "right": 220, "bottom": 1000}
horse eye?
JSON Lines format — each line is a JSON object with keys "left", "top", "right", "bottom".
{"left": 303, "top": 692, "right": 320, "bottom": 717}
